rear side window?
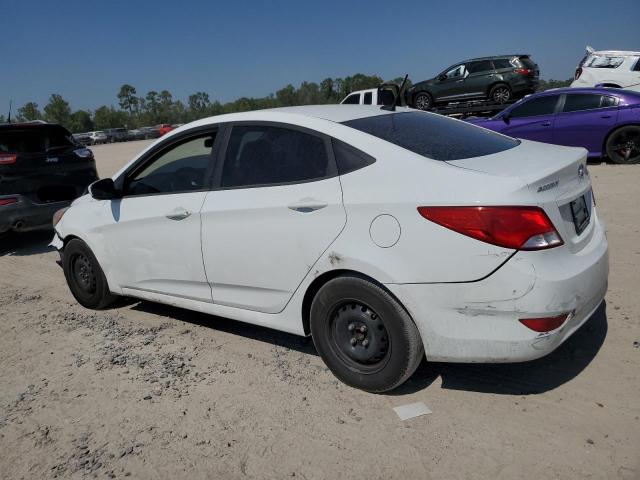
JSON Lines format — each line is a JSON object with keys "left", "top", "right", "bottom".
{"left": 342, "top": 112, "right": 518, "bottom": 161}
{"left": 221, "top": 125, "right": 331, "bottom": 187}
{"left": 467, "top": 60, "right": 493, "bottom": 74}
{"left": 492, "top": 58, "right": 513, "bottom": 69}
{"left": 0, "top": 126, "right": 74, "bottom": 154}
{"left": 601, "top": 96, "right": 618, "bottom": 108}
{"left": 516, "top": 57, "right": 537, "bottom": 70}
{"left": 332, "top": 139, "right": 375, "bottom": 174}
{"left": 509, "top": 96, "right": 558, "bottom": 118}
{"left": 563, "top": 94, "right": 606, "bottom": 112}
{"left": 342, "top": 94, "right": 360, "bottom": 104}
{"left": 584, "top": 55, "right": 624, "bottom": 68}
{"left": 363, "top": 92, "right": 373, "bottom": 105}
{"left": 633, "top": 59, "right": 640, "bottom": 72}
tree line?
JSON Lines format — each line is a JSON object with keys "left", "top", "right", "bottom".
{"left": 1, "top": 75, "right": 572, "bottom": 132}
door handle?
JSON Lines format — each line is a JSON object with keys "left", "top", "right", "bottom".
{"left": 166, "top": 207, "right": 192, "bottom": 220}
{"left": 288, "top": 199, "right": 328, "bottom": 213}
{"left": 540, "top": 122, "right": 551, "bottom": 127}
{"left": 601, "top": 114, "right": 612, "bottom": 119}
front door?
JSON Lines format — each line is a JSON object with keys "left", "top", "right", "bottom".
{"left": 434, "top": 64, "right": 468, "bottom": 101}
{"left": 100, "top": 130, "right": 219, "bottom": 302}
{"left": 500, "top": 94, "right": 561, "bottom": 143}
{"left": 201, "top": 123, "right": 346, "bottom": 313}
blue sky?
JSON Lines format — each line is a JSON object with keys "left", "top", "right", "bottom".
{"left": 1, "top": 0, "right": 638, "bottom": 112}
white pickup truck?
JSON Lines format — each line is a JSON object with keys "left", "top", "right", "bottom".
{"left": 340, "top": 87, "right": 396, "bottom": 106}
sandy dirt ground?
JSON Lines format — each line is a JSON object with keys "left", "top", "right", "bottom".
{"left": 0, "top": 140, "right": 638, "bottom": 480}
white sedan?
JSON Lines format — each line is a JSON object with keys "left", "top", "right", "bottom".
{"left": 51, "top": 105, "right": 609, "bottom": 392}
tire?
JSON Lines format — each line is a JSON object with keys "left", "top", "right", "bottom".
{"left": 413, "top": 92, "right": 433, "bottom": 111}
{"left": 310, "top": 275, "right": 424, "bottom": 393}
{"left": 605, "top": 125, "right": 640, "bottom": 164}
{"left": 62, "top": 239, "right": 117, "bottom": 309}
{"left": 489, "top": 84, "right": 512, "bottom": 104}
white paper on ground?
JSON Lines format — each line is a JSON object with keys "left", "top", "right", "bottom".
{"left": 393, "top": 402, "right": 432, "bottom": 420}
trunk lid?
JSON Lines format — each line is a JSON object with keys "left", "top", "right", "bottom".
{"left": 446, "top": 139, "right": 594, "bottom": 254}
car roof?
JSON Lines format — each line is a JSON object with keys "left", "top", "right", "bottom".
{"left": 0, "top": 121, "right": 64, "bottom": 131}
{"left": 535, "top": 87, "right": 640, "bottom": 97}
{"left": 590, "top": 50, "right": 640, "bottom": 57}
{"left": 461, "top": 54, "right": 529, "bottom": 62}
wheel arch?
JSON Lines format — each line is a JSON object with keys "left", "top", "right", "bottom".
{"left": 301, "top": 269, "right": 412, "bottom": 336}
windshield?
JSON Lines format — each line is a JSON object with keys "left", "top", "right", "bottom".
{"left": 584, "top": 55, "right": 624, "bottom": 68}
{"left": 0, "top": 126, "right": 74, "bottom": 154}
{"left": 342, "top": 112, "right": 519, "bottom": 161}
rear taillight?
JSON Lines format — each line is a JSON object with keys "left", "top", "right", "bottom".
{"left": 574, "top": 67, "right": 583, "bottom": 80}
{"left": 0, "top": 197, "right": 18, "bottom": 206}
{"left": 417, "top": 206, "right": 564, "bottom": 250}
{"left": 519, "top": 312, "right": 571, "bottom": 332}
{"left": 514, "top": 68, "right": 532, "bottom": 75}
{"left": 0, "top": 153, "right": 17, "bottom": 165}
{"left": 74, "top": 148, "right": 93, "bottom": 159}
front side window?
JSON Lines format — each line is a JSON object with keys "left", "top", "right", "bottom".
{"left": 444, "top": 65, "right": 466, "bottom": 79}
{"left": 363, "top": 91, "right": 373, "bottom": 105}
{"left": 221, "top": 125, "right": 330, "bottom": 188}
{"left": 584, "top": 55, "right": 624, "bottom": 68}
{"left": 509, "top": 95, "right": 559, "bottom": 118}
{"left": 126, "top": 133, "right": 215, "bottom": 196}
{"left": 342, "top": 112, "right": 518, "bottom": 161}
{"left": 342, "top": 94, "right": 360, "bottom": 104}
{"left": 563, "top": 94, "right": 606, "bottom": 112}
{"left": 633, "top": 58, "right": 640, "bottom": 72}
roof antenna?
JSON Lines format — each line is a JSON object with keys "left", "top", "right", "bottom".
{"left": 7, "top": 100, "right": 12, "bottom": 123}
{"left": 381, "top": 74, "right": 408, "bottom": 112}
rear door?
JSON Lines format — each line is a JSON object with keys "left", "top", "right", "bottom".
{"left": 200, "top": 123, "right": 346, "bottom": 313}
{"left": 501, "top": 94, "right": 561, "bottom": 143}
{"left": 464, "top": 60, "right": 495, "bottom": 99}
{"left": 554, "top": 93, "right": 619, "bottom": 154}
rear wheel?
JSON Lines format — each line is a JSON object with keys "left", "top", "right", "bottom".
{"left": 310, "top": 276, "right": 424, "bottom": 393}
{"left": 605, "top": 126, "right": 640, "bottom": 164}
{"left": 413, "top": 92, "right": 433, "bottom": 111}
{"left": 63, "top": 239, "right": 117, "bottom": 309}
{"left": 489, "top": 84, "right": 512, "bottom": 103}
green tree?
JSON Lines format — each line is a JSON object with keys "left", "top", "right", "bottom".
{"left": 43, "top": 94, "right": 72, "bottom": 126}
{"left": 145, "top": 91, "right": 160, "bottom": 123}
{"left": 69, "top": 110, "right": 93, "bottom": 133}
{"left": 17, "top": 102, "right": 42, "bottom": 121}
{"left": 538, "top": 78, "right": 572, "bottom": 91}
{"left": 275, "top": 84, "right": 297, "bottom": 106}
{"left": 188, "top": 92, "right": 211, "bottom": 120}
{"left": 117, "top": 84, "right": 138, "bottom": 114}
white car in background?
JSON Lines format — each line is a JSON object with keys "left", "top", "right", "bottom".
{"left": 571, "top": 46, "right": 640, "bottom": 92}
{"left": 51, "top": 105, "right": 608, "bottom": 392}
{"left": 88, "top": 131, "right": 108, "bottom": 145}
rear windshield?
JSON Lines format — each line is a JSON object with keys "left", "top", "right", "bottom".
{"left": 0, "top": 126, "right": 74, "bottom": 154}
{"left": 342, "top": 112, "right": 519, "bottom": 161}
{"left": 584, "top": 55, "right": 624, "bottom": 68}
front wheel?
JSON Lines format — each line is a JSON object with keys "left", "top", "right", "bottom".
{"left": 605, "top": 126, "right": 640, "bottom": 164}
{"left": 310, "top": 276, "right": 424, "bottom": 393}
{"left": 62, "top": 239, "right": 117, "bottom": 309}
{"left": 489, "top": 84, "right": 512, "bottom": 103}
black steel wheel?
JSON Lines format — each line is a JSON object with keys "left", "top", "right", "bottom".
{"left": 414, "top": 92, "right": 433, "bottom": 111}
{"left": 605, "top": 126, "right": 640, "bottom": 164}
{"left": 62, "top": 239, "right": 117, "bottom": 309}
{"left": 489, "top": 84, "right": 512, "bottom": 104}
{"left": 310, "top": 275, "right": 424, "bottom": 393}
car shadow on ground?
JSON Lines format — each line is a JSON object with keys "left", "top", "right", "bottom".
{"left": 0, "top": 231, "right": 55, "bottom": 257}
{"left": 131, "top": 301, "right": 316, "bottom": 356}
{"left": 132, "top": 299, "right": 608, "bottom": 396}
{"left": 393, "top": 301, "right": 609, "bottom": 396}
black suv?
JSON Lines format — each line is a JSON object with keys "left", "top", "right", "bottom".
{"left": 405, "top": 55, "right": 539, "bottom": 110}
{"left": 0, "top": 122, "right": 98, "bottom": 233}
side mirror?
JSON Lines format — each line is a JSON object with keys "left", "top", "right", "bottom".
{"left": 502, "top": 113, "right": 511, "bottom": 124}
{"left": 89, "top": 178, "right": 120, "bottom": 200}
{"left": 437, "top": 74, "right": 446, "bottom": 81}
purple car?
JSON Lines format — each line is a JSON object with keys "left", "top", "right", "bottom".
{"left": 467, "top": 87, "right": 640, "bottom": 164}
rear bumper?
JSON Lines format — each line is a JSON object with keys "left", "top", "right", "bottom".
{"left": 387, "top": 216, "right": 609, "bottom": 363}
{"left": 0, "top": 194, "right": 70, "bottom": 233}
